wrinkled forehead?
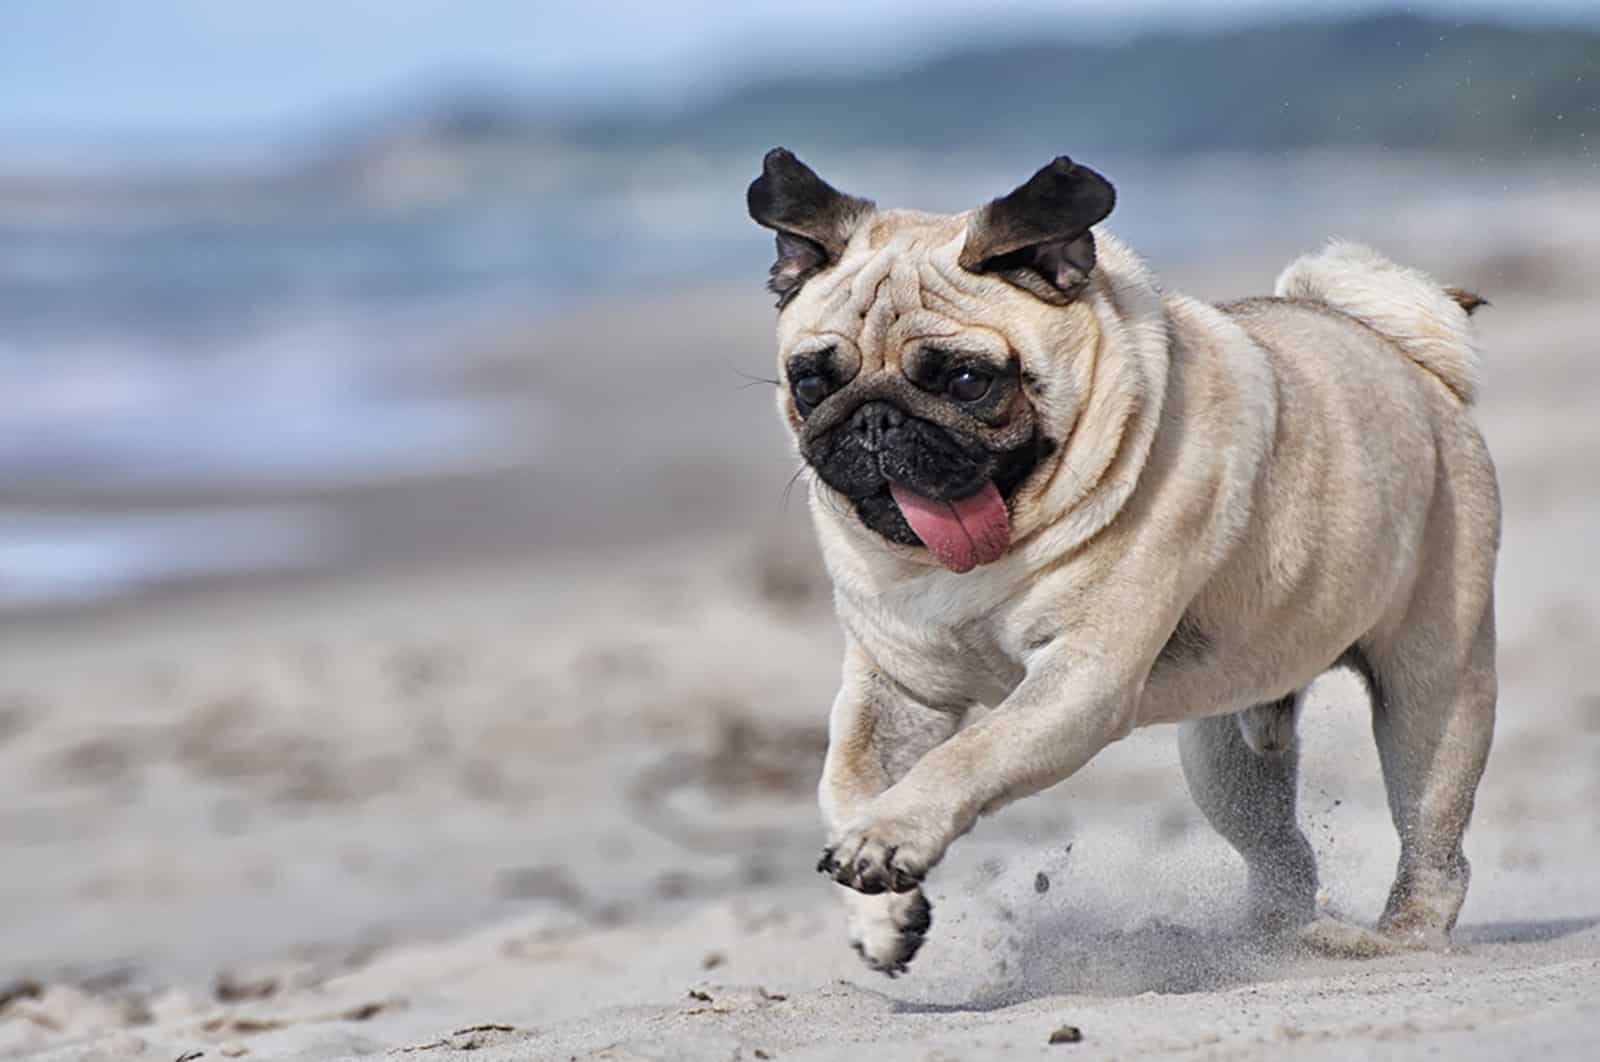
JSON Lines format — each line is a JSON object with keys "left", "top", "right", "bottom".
{"left": 776, "top": 208, "right": 1006, "bottom": 368}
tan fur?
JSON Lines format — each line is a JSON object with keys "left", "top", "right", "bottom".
{"left": 1275, "top": 240, "right": 1483, "bottom": 403}
{"left": 767, "top": 192, "right": 1500, "bottom": 975}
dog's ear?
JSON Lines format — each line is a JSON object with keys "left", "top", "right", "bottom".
{"left": 748, "top": 148, "right": 873, "bottom": 306}
{"left": 959, "top": 156, "right": 1115, "bottom": 305}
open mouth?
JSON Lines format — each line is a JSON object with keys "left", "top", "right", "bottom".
{"left": 816, "top": 421, "right": 1047, "bottom": 574}
{"left": 886, "top": 480, "right": 1011, "bottom": 573}
{"left": 848, "top": 478, "right": 1012, "bottom": 574}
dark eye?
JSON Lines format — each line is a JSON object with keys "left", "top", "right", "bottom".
{"left": 792, "top": 374, "right": 830, "bottom": 409}
{"left": 947, "top": 369, "right": 992, "bottom": 402}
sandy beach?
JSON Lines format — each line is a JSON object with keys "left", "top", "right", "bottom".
{"left": 3, "top": 237, "right": 1599, "bottom": 1059}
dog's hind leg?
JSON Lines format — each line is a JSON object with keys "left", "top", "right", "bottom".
{"left": 1363, "top": 598, "right": 1497, "bottom": 947}
{"left": 1179, "top": 696, "right": 1318, "bottom": 934}
{"left": 1363, "top": 418, "right": 1499, "bottom": 948}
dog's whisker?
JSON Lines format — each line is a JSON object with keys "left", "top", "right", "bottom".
{"left": 779, "top": 465, "right": 809, "bottom": 514}
{"left": 726, "top": 360, "right": 782, "bottom": 390}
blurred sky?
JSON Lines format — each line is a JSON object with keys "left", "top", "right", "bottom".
{"left": 2, "top": 0, "right": 1598, "bottom": 141}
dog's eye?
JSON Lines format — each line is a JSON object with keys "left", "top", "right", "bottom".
{"left": 792, "top": 374, "right": 830, "bottom": 409}
{"left": 947, "top": 370, "right": 992, "bottom": 402}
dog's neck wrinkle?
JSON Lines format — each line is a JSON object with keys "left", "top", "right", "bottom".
{"left": 1025, "top": 321, "right": 1111, "bottom": 531}
{"left": 1011, "top": 286, "right": 1170, "bottom": 562}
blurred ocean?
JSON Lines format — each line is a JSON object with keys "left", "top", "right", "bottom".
{"left": 0, "top": 143, "right": 1579, "bottom": 610}
{"left": 0, "top": 158, "right": 576, "bottom": 608}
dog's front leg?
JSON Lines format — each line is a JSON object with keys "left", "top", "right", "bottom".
{"left": 818, "top": 641, "right": 963, "bottom": 975}
{"left": 827, "top": 642, "right": 1138, "bottom": 905}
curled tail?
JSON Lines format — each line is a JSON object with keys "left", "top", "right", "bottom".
{"left": 1275, "top": 241, "right": 1485, "bottom": 404}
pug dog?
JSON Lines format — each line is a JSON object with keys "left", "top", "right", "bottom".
{"left": 746, "top": 148, "right": 1500, "bottom": 976}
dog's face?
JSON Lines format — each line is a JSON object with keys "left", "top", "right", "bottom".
{"left": 748, "top": 149, "right": 1116, "bottom": 572}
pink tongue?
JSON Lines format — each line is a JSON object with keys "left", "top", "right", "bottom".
{"left": 889, "top": 480, "right": 1011, "bottom": 573}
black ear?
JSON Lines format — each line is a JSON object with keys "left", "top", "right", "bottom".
{"left": 747, "top": 148, "right": 873, "bottom": 306}
{"left": 958, "top": 156, "right": 1115, "bottom": 304}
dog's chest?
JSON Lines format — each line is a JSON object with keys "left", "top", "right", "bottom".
{"left": 841, "top": 582, "right": 1025, "bottom": 709}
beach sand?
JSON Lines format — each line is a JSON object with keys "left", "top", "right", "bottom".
{"left": 3, "top": 244, "right": 1598, "bottom": 1059}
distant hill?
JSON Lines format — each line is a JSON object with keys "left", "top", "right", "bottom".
{"left": 546, "top": 13, "right": 1597, "bottom": 159}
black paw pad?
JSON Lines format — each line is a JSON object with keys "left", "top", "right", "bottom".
{"left": 905, "top": 891, "right": 933, "bottom": 935}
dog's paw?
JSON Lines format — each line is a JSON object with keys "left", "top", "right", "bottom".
{"left": 843, "top": 887, "right": 933, "bottom": 977}
{"left": 1376, "top": 909, "right": 1454, "bottom": 951}
{"left": 1375, "top": 876, "right": 1464, "bottom": 950}
{"left": 817, "top": 815, "right": 941, "bottom": 895}
{"left": 1295, "top": 916, "right": 1407, "bottom": 959}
